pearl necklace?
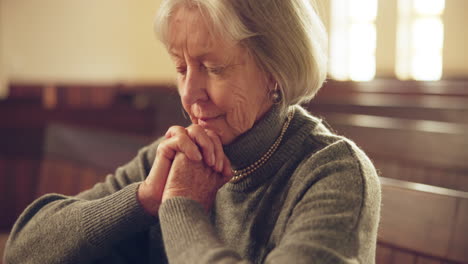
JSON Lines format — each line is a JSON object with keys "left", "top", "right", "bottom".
{"left": 230, "top": 109, "right": 295, "bottom": 183}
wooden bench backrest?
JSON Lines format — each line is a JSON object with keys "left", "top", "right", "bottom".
{"left": 310, "top": 80, "right": 468, "bottom": 124}
{"left": 37, "top": 123, "right": 152, "bottom": 197}
{"left": 378, "top": 177, "right": 468, "bottom": 264}
{"left": 319, "top": 113, "right": 468, "bottom": 191}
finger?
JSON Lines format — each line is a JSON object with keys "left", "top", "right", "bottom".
{"left": 165, "top": 125, "right": 187, "bottom": 139}
{"left": 222, "top": 156, "right": 233, "bottom": 182}
{"left": 205, "top": 129, "right": 224, "bottom": 173}
{"left": 145, "top": 149, "right": 172, "bottom": 201}
{"left": 159, "top": 134, "right": 202, "bottom": 162}
{"left": 186, "top": 125, "right": 216, "bottom": 167}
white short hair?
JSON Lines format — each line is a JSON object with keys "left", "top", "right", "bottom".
{"left": 155, "top": 0, "right": 328, "bottom": 106}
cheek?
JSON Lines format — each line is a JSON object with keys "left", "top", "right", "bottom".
{"left": 181, "top": 102, "right": 195, "bottom": 123}
{"left": 178, "top": 91, "right": 197, "bottom": 123}
{"left": 221, "top": 84, "right": 258, "bottom": 133}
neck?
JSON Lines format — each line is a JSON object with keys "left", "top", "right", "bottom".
{"left": 223, "top": 105, "right": 287, "bottom": 169}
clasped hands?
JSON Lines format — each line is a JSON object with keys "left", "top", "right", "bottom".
{"left": 138, "top": 125, "right": 232, "bottom": 216}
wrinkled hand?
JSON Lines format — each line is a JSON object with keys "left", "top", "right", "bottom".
{"left": 162, "top": 152, "right": 232, "bottom": 212}
{"left": 138, "top": 125, "right": 231, "bottom": 216}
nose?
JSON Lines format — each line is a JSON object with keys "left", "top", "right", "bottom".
{"left": 180, "top": 66, "right": 208, "bottom": 106}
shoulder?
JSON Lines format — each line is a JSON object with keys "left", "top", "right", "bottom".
{"left": 289, "top": 106, "right": 381, "bottom": 208}
{"left": 292, "top": 106, "right": 378, "bottom": 180}
{"left": 274, "top": 107, "right": 381, "bottom": 262}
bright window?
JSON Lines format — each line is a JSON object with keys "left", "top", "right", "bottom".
{"left": 329, "top": 0, "right": 378, "bottom": 81}
{"left": 396, "top": 0, "right": 445, "bottom": 80}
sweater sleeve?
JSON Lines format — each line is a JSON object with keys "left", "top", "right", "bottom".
{"left": 159, "top": 198, "right": 248, "bottom": 264}
{"left": 158, "top": 142, "right": 380, "bottom": 264}
{"left": 3, "top": 139, "right": 162, "bottom": 264}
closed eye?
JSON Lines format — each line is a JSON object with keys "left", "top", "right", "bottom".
{"left": 176, "top": 66, "right": 187, "bottom": 75}
{"left": 207, "top": 66, "right": 224, "bottom": 75}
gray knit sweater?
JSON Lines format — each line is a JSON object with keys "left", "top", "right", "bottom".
{"left": 3, "top": 105, "right": 381, "bottom": 264}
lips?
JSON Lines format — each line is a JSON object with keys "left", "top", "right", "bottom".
{"left": 198, "top": 116, "right": 219, "bottom": 121}
{"left": 196, "top": 115, "right": 223, "bottom": 127}
{"left": 194, "top": 113, "right": 223, "bottom": 121}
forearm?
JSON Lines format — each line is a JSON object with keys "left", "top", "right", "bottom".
{"left": 4, "top": 183, "right": 155, "bottom": 264}
{"left": 159, "top": 197, "right": 248, "bottom": 264}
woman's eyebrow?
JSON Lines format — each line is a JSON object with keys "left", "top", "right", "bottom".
{"left": 168, "top": 49, "right": 183, "bottom": 59}
{"left": 169, "top": 48, "right": 229, "bottom": 65}
{"left": 168, "top": 49, "right": 207, "bottom": 61}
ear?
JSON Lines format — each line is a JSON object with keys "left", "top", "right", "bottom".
{"left": 263, "top": 72, "right": 276, "bottom": 92}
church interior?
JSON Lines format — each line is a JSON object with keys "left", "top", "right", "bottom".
{"left": 1, "top": 0, "right": 467, "bottom": 263}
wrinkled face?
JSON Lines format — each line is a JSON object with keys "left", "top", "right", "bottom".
{"left": 167, "top": 6, "right": 273, "bottom": 144}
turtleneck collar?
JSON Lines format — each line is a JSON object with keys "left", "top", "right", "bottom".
{"left": 221, "top": 105, "right": 320, "bottom": 190}
{"left": 223, "top": 105, "right": 288, "bottom": 170}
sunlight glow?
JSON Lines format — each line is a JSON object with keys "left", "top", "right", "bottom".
{"left": 412, "top": 54, "right": 442, "bottom": 81}
{"left": 349, "top": 23, "right": 376, "bottom": 81}
{"left": 329, "top": 0, "right": 378, "bottom": 81}
{"left": 396, "top": 0, "right": 445, "bottom": 81}
{"left": 414, "top": 0, "right": 445, "bottom": 15}
{"left": 412, "top": 18, "right": 444, "bottom": 52}
{"left": 349, "top": 0, "right": 378, "bottom": 21}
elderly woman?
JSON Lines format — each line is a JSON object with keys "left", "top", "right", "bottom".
{"left": 4, "top": 0, "right": 381, "bottom": 263}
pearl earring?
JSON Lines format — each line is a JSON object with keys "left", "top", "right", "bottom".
{"left": 269, "top": 83, "right": 282, "bottom": 104}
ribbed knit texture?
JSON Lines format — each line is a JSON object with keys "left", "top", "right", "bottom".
{"left": 4, "top": 105, "right": 381, "bottom": 264}
{"left": 81, "top": 183, "right": 154, "bottom": 247}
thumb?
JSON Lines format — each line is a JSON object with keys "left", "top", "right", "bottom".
{"left": 221, "top": 156, "right": 233, "bottom": 183}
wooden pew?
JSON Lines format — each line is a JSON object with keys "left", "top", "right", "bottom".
{"left": 312, "top": 113, "right": 468, "bottom": 192}
{"left": 377, "top": 177, "right": 468, "bottom": 264}
{"left": 0, "top": 124, "right": 153, "bottom": 263}
{"left": 311, "top": 80, "right": 468, "bottom": 124}
{"left": 0, "top": 97, "right": 156, "bottom": 231}
{"left": 36, "top": 123, "right": 153, "bottom": 197}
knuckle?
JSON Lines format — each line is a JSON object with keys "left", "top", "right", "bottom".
{"left": 173, "top": 133, "right": 187, "bottom": 142}
{"left": 175, "top": 134, "right": 197, "bottom": 150}
{"left": 157, "top": 140, "right": 168, "bottom": 150}
{"left": 206, "top": 130, "right": 220, "bottom": 141}
{"left": 169, "top": 125, "right": 185, "bottom": 131}
{"left": 188, "top": 128, "right": 211, "bottom": 146}
{"left": 167, "top": 125, "right": 186, "bottom": 135}
{"left": 205, "top": 129, "right": 215, "bottom": 136}
{"left": 180, "top": 135, "right": 194, "bottom": 146}
{"left": 187, "top": 124, "right": 204, "bottom": 136}
{"left": 156, "top": 144, "right": 171, "bottom": 157}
